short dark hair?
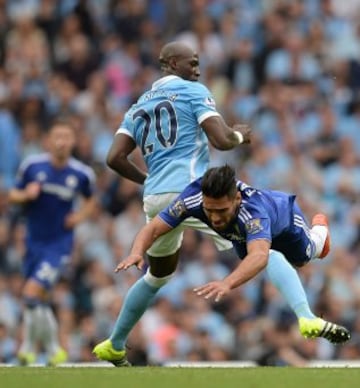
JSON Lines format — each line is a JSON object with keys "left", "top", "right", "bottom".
{"left": 201, "top": 165, "right": 237, "bottom": 199}
{"left": 49, "top": 117, "right": 75, "bottom": 132}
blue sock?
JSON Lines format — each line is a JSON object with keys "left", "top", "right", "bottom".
{"left": 110, "top": 277, "right": 159, "bottom": 350}
{"left": 266, "top": 250, "right": 315, "bottom": 320}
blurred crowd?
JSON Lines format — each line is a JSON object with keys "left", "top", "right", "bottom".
{"left": 1, "top": 0, "right": 360, "bottom": 366}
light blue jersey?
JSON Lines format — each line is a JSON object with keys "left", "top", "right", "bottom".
{"left": 116, "top": 75, "right": 220, "bottom": 195}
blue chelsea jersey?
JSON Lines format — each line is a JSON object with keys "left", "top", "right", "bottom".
{"left": 116, "top": 75, "right": 220, "bottom": 195}
{"left": 159, "top": 178, "right": 297, "bottom": 258}
{"left": 15, "top": 154, "right": 95, "bottom": 248}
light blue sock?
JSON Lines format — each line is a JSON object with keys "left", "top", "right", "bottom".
{"left": 266, "top": 250, "right": 315, "bottom": 320}
{"left": 110, "top": 277, "right": 159, "bottom": 350}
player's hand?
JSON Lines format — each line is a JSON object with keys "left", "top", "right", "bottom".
{"left": 64, "top": 212, "right": 82, "bottom": 229}
{"left": 25, "top": 182, "right": 41, "bottom": 200}
{"left": 233, "top": 123, "right": 251, "bottom": 144}
{"left": 194, "top": 281, "right": 231, "bottom": 303}
{"left": 115, "top": 254, "right": 145, "bottom": 272}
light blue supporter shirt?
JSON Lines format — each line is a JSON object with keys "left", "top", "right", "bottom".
{"left": 115, "top": 75, "right": 220, "bottom": 195}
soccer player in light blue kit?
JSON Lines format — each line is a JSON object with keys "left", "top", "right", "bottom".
{"left": 9, "top": 120, "right": 97, "bottom": 366}
{"left": 93, "top": 41, "right": 251, "bottom": 365}
{"left": 117, "top": 165, "right": 350, "bottom": 352}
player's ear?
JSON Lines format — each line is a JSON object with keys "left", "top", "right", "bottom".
{"left": 236, "top": 191, "right": 242, "bottom": 204}
{"left": 168, "top": 57, "right": 177, "bottom": 71}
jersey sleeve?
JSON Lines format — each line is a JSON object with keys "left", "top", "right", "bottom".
{"left": 189, "top": 82, "right": 220, "bottom": 124}
{"left": 158, "top": 179, "right": 202, "bottom": 227}
{"left": 244, "top": 216, "right": 272, "bottom": 244}
{"left": 115, "top": 111, "right": 134, "bottom": 139}
{"left": 158, "top": 193, "right": 191, "bottom": 228}
{"left": 239, "top": 201, "right": 272, "bottom": 245}
{"left": 79, "top": 165, "right": 96, "bottom": 198}
{"left": 14, "top": 158, "right": 32, "bottom": 189}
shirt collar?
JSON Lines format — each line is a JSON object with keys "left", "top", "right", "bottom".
{"left": 151, "top": 75, "right": 181, "bottom": 90}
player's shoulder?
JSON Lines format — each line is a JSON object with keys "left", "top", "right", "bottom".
{"left": 154, "top": 75, "right": 211, "bottom": 95}
{"left": 182, "top": 80, "right": 211, "bottom": 95}
{"left": 167, "top": 179, "right": 202, "bottom": 218}
{"left": 68, "top": 157, "right": 95, "bottom": 181}
{"left": 19, "top": 153, "right": 50, "bottom": 170}
{"left": 237, "top": 180, "right": 265, "bottom": 214}
{"left": 181, "top": 178, "right": 203, "bottom": 209}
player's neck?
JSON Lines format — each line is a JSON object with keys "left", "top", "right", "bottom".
{"left": 50, "top": 155, "right": 69, "bottom": 169}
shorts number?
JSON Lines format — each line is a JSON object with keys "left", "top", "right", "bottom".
{"left": 133, "top": 101, "right": 178, "bottom": 155}
{"left": 36, "top": 262, "right": 58, "bottom": 284}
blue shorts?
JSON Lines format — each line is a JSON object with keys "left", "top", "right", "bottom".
{"left": 23, "top": 243, "right": 70, "bottom": 290}
{"left": 233, "top": 202, "right": 315, "bottom": 267}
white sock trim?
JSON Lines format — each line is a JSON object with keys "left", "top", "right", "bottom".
{"left": 143, "top": 268, "right": 175, "bottom": 288}
{"left": 310, "top": 225, "right": 327, "bottom": 258}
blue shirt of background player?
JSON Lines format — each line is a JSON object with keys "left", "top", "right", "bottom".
{"left": 159, "top": 178, "right": 315, "bottom": 266}
{"left": 116, "top": 75, "right": 220, "bottom": 196}
{"left": 15, "top": 153, "right": 95, "bottom": 253}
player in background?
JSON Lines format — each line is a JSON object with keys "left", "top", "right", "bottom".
{"left": 8, "top": 120, "right": 97, "bottom": 366}
{"left": 93, "top": 41, "right": 251, "bottom": 365}
{"left": 115, "top": 165, "right": 350, "bottom": 358}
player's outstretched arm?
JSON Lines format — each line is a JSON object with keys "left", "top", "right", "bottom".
{"left": 106, "top": 133, "right": 148, "bottom": 184}
{"left": 115, "top": 215, "right": 173, "bottom": 272}
{"left": 201, "top": 116, "right": 251, "bottom": 150}
{"left": 194, "top": 239, "right": 270, "bottom": 302}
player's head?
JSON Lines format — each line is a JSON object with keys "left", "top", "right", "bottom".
{"left": 47, "top": 119, "right": 76, "bottom": 164}
{"left": 201, "top": 165, "right": 241, "bottom": 231}
{"left": 159, "top": 41, "right": 200, "bottom": 81}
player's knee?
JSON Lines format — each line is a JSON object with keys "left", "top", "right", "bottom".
{"left": 293, "top": 261, "right": 306, "bottom": 268}
{"left": 148, "top": 251, "right": 179, "bottom": 277}
{"left": 23, "top": 279, "right": 47, "bottom": 301}
{"left": 23, "top": 296, "right": 43, "bottom": 309}
{"left": 143, "top": 268, "right": 175, "bottom": 288}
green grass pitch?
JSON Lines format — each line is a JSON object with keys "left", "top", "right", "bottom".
{"left": 1, "top": 367, "right": 359, "bottom": 388}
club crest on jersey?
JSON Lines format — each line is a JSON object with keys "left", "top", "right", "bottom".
{"left": 169, "top": 200, "right": 186, "bottom": 218}
{"left": 66, "top": 175, "right": 78, "bottom": 188}
{"left": 245, "top": 218, "right": 263, "bottom": 234}
{"left": 36, "top": 171, "right": 47, "bottom": 181}
{"left": 204, "top": 96, "right": 216, "bottom": 107}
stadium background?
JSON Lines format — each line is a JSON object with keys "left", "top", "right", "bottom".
{"left": 1, "top": 0, "right": 360, "bottom": 366}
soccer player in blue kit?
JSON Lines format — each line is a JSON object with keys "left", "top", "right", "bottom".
{"left": 93, "top": 41, "right": 251, "bottom": 365}
{"left": 9, "top": 120, "right": 97, "bottom": 366}
{"left": 116, "top": 165, "right": 350, "bottom": 354}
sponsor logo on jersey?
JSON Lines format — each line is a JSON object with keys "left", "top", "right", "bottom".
{"left": 42, "top": 183, "right": 74, "bottom": 200}
{"left": 169, "top": 200, "right": 186, "bottom": 218}
{"left": 245, "top": 218, "right": 263, "bottom": 234}
{"left": 224, "top": 233, "right": 246, "bottom": 242}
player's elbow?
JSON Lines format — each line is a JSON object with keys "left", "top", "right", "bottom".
{"left": 106, "top": 149, "right": 125, "bottom": 171}
{"left": 106, "top": 151, "right": 116, "bottom": 170}
{"left": 248, "top": 251, "right": 269, "bottom": 270}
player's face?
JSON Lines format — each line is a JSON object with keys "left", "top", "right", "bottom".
{"left": 48, "top": 124, "right": 75, "bottom": 161}
{"left": 203, "top": 192, "right": 241, "bottom": 232}
{"left": 175, "top": 53, "right": 200, "bottom": 81}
